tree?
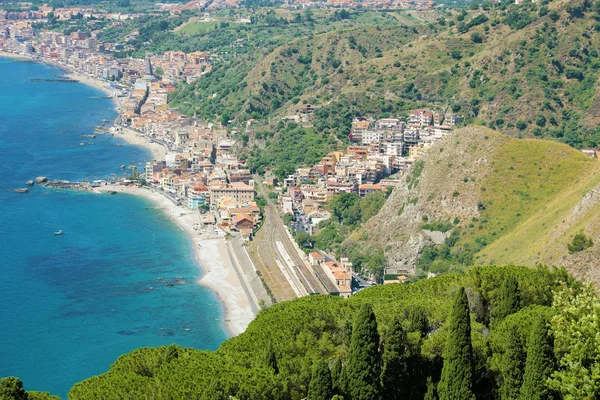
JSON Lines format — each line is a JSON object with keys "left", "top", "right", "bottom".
{"left": 210, "top": 145, "right": 217, "bottom": 164}
{"left": 567, "top": 233, "right": 593, "bottom": 254}
{"left": 264, "top": 342, "right": 279, "bottom": 374}
{"left": 549, "top": 286, "right": 600, "bottom": 398}
{"left": 424, "top": 377, "right": 437, "bottom": 400}
{"left": 438, "top": 287, "right": 475, "bottom": 400}
{"left": 471, "top": 32, "right": 483, "bottom": 43}
{"left": 519, "top": 315, "right": 555, "bottom": 400}
{"left": 381, "top": 317, "right": 407, "bottom": 399}
{"left": 331, "top": 358, "right": 344, "bottom": 396}
{"left": 345, "top": 304, "right": 381, "bottom": 400}
{"left": 308, "top": 361, "right": 333, "bottom": 400}
{"left": 500, "top": 325, "right": 525, "bottom": 400}
{"left": 0, "top": 377, "right": 28, "bottom": 400}
{"left": 492, "top": 275, "right": 521, "bottom": 324}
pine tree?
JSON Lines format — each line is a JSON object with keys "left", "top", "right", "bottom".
{"left": 492, "top": 275, "right": 521, "bottom": 324}
{"left": 345, "top": 303, "right": 381, "bottom": 400}
{"left": 380, "top": 317, "right": 408, "bottom": 400}
{"left": 0, "top": 377, "right": 28, "bottom": 400}
{"left": 500, "top": 325, "right": 525, "bottom": 400}
{"left": 308, "top": 360, "right": 334, "bottom": 400}
{"left": 438, "top": 287, "right": 475, "bottom": 400}
{"left": 520, "top": 315, "right": 555, "bottom": 400}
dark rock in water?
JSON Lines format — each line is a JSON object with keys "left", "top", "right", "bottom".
{"left": 14, "top": 188, "right": 29, "bottom": 193}
{"left": 35, "top": 176, "right": 48, "bottom": 183}
{"left": 107, "top": 190, "right": 118, "bottom": 195}
{"left": 116, "top": 330, "right": 138, "bottom": 336}
{"left": 25, "top": 180, "right": 34, "bottom": 186}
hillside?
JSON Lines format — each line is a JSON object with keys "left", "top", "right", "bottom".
{"left": 61, "top": 265, "right": 581, "bottom": 399}
{"left": 348, "top": 126, "right": 600, "bottom": 284}
{"left": 165, "top": 0, "right": 600, "bottom": 175}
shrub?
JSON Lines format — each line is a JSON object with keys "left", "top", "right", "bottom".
{"left": 568, "top": 233, "right": 593, "bottom": 254}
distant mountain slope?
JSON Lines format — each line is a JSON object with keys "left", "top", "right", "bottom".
{"left": 348, "top": 126, "right": 600, "bottom": 285}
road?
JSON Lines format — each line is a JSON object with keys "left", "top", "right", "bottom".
{"left": 251, "top": 176, "right": 329, "bottom": 296}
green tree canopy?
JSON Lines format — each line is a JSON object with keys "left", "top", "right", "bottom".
{"left": 438, "top": 287, "right": 475, "bottom": 400}
{"left": 519, "top": 315, "right": 555, "bottom": 400}
{"left": 308, "top": 360, "right": 334, "bottom": 400}
{"left": 345, "top": 303, "right": 381, "bottom": 400}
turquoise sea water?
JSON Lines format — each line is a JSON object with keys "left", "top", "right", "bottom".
{"left": 0, "top": 58, "right": 227, "bottom": 398}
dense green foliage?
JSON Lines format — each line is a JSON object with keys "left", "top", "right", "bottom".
{"left": 380, "top": 317, "right": 407, "bottom": 400}
{"left": 248, "top": 123, "right": 339, "bottom": 180}
{"left": 437, "top": 287, "right": 475, "bottom": 400}
{"left": 567, "top": 233, "right": 593, "bottom": 254}
{"left": 345, "top": 304, "right": 381, "bottom": 399}
{"left": 499, "top": 325, "right": 525, "bottom": 400}
{"left": 294, "top": 191, "right": 388, "bottom": 277}
{"left": 308, "top": 361, "right": 333, "bottom": 400}
{"left": 519, "top": 315, "right": 555, "bottom": 400}
{"left": 491, "top": 275, "right": 521, "bottom": 325}
{"left": 42, "top": 265, "right": 591, "bottom": 400}
{"left": 0, "top": 377, "right": 59, "bottom": 400}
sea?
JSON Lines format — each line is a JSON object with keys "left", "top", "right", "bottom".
{"left": 0, "top": 58, "right": 228, "bottom": 398}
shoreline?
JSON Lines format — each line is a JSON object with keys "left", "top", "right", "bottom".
{"left": 94, "top": 185, "right": 256, "bottom": 336}
{"left": 4, "top": 52, "right": 257, "bottom": 337}
{"left": 0, "top": 52, "right": 163, "bottom": 160}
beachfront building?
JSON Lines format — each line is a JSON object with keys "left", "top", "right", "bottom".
{"left": 209, "top": 182, "right": 255, "bottom": 206}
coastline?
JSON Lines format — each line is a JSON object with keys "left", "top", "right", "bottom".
{"left": 3, "top": 51, "right": 256, "bottom": 337}
{"left": 94, "top": 185, "right": 256, "bottom": 336}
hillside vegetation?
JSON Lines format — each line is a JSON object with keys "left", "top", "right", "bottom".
{"left": 55, "top": 265, "right": 593, "bottom": 399}
{"left": 349, "top": 126, "right": 600, "bottom": 284}
{"left": 165, "top": 0, "right": 600, "bottom": 175}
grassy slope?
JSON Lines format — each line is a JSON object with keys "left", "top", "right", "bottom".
{"left": 476, "top": 140, "right": 600, "bottom": 267}
{"left": 352, "top": 126, "right": 600, "bottom": 283}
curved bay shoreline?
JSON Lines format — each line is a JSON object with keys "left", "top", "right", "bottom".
{"left": 3, "top": 51, "right": 256, "bottom": 337}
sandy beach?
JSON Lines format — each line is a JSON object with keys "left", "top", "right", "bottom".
{"left": 4, "top": 51, "right": 256, "bottom": 335}
{"left": 94, "top": 185, "right": 256, "bottom": 336}
{"left": 117, "top": 127, "right": 166, "bottom": 161}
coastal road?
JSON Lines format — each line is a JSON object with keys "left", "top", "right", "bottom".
{"left": 252, "top": 176, "right": 328, "bottom": 295}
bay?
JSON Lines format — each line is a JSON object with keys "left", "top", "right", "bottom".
{"left": 0, "top": 57, "right": 227, "bottom": 398}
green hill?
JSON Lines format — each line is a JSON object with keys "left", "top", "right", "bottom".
{"left": 58, "top": 265, "right": 579, "bottom": 399}
{"left": 165, "top": 0, "right": 600, "bottom": 174}
{"left": 347, "top": 126, "right": 600, "bottom": 284}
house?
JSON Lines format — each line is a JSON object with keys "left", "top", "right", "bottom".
{"left": 309, "top": 251, "right": 326, "bottom": 267}
{"left": 582, "top": 148, "right": 599, "bottom": 158}
{"left": 298, "top": 104, "right": 317, "bottom": 114}
{"left": 231, "top": 213, "right": 255, "bottom": 231}
{"left": 322, "top": 259, "right": 353, "bottom": 298}
{"left": 358, "top": 183, "right": 383, "bottom": 197}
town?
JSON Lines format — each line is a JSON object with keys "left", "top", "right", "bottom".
{"left": 0, "top": 7, "right": 464, "bottom": 302}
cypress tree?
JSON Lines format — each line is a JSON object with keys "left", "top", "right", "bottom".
{"left": 519, "top": 315, "right": 555, "bottom": 400}
{"left": 492, "top": 275, "right": 521, "bottom": 324}
{"left": 438, "top": 287, "right": 475, "bottom": 400}
{"left": 331, "top": 358, "right": 343, "bottom": 396}
{"left": 345, "top": 303, "right": 381, "bottom": 400}
{"left": 380, "top": 317, "right": 408, "bottom": 400}
{"left": 500, "top": 325, "right": 525, "bottom": 400}
{"left": 308, "top": 360, "right": 334, "bottom": 400}
{"left": 406, "top": 306, "right": 429, "bottom": 338}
